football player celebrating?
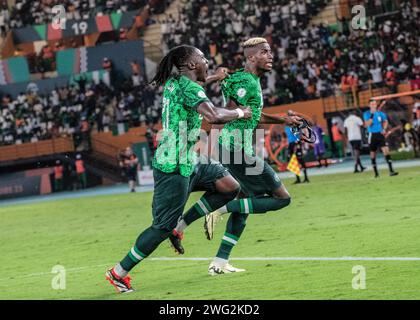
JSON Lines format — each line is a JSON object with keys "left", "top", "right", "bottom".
{"left": 106, "top": 45, "right": 253, "bottom": 293}
{"left": 171, "top": 38, "right": 303, "bottom": 275}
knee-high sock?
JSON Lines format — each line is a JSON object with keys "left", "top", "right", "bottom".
{"left": 215, "top": 212, "right": 248, "bottom": 261}
{"left": 385, "top": 154, "right": 394, "bottom": 172}
{"left": 298, "top": 157, "right": 309, "bottom": 181}
{"left": 356, "top": 158, "right": 360, "bottom": 170}
{"left": 119, "top": 226, "right": 170, "bottom": 272}
{"left": 303, "top": 168, "right": 309, "bottom": 181}
{"left": 175, "top": 189, "right": 239, "bottom": 233}
{"left": 371, "top": 157, "right": 378, "bottom": 176}
{"left": 225, "top": 195, "right": 291, "bottom": 214}
{"left": 356, "top": 152, "right": 364, "bottom": 170}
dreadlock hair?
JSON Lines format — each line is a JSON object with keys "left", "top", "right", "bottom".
{"left": 150, "top": 45, "right": 197, "bottom": 86}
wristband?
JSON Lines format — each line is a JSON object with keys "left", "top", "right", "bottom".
{"left": 235, "top": 108, "right": 244, "bottom": 119}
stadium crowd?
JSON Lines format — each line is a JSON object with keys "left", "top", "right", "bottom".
{"left": 0, "top": 0, "right": 147, "bottom": 35}
{"left": 0, "top": 0, "right": 419, "bottom": 153}
{"left": 161, "top": 0, "right": 420, "bottom": 107}
{"left": 0, "top": 69, "right": 162, "bottom": 147}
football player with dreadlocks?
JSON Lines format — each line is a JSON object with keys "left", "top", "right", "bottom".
{"left": 171, "top": 38, "right": 306, "bottom": 275}
{"left": 105, "top": 45, "right": 254, "bottom": 293}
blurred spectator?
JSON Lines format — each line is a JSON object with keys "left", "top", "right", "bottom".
{"left": 0, "top": 4, "right": 7, "bottom": 38}
{"left": 40, "top": 44, "right": 55, "bottom": 72}
{"left": 118, "top": 146, "right": 139, "bottom": 192}
{"left": 331, "top": 120, "right": 345, "bottom": 161}
{"left": 119, "top": 27, "right": 128, "bottom": 41}
{"left": 75, "top": 75, "right": 87, "bottom": 94}
{"left": 369, "top": 63, "right": 383, "bottom": 88}
{"left": 414, "top": 96, "right": 420, "bottom": 121}
{"left": 312, "top": 121, "right": 328, "bottom": 167}
{"left": 130, "top": 60, "right": 143, "bottom": 86}
{"left": 413, "top": 96, "right": 420, "bottom": 135}
{"left": 385, "top": 66, "right": 397, "bottom": 93}
{"left": 341, "top": 72, "right": 352, "bottom": 108}
{"left": 344, "top": 112, "right": 366, "bottom": 173}
{"left": 80, "top": 115, "right": 90, "bottom": 151}
{"left": 102, "top": 57, "right": 113, "bottom": 87}
{"left": 54, "top": 159, "right": 64, "bottom": 191}
{"left": 75, "top": 153, "right": 87, "bottom": 189}
{"left": 102, "top": 57, "right": 112, "bottom": 71}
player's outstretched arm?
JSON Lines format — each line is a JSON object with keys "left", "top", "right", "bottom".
{"left": 259, "top": 112, "right": 303, "bottom": 126}
{"left": 224, "top": 99, "right": 302, "bottom": 126}
{"left": 197, "top": 101, "right": 251, "bottom": 124}
{"left": 204, "top": 67, "right": 229, "bottom": 85}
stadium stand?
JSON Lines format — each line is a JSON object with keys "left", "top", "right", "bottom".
{"left": 1, "top": 0, "right": 148, "bottom": 30}
{"left": 0, "top": 136, "right": 74, "bottom": 162}
{"left": 0, "top": 73, "right": 162, "bottom": 148}
{"left": 160, "top": 0, "right": 419, "bottom": 107}
{"left": 0, "top": 0, "right": 419, "bottom": 193}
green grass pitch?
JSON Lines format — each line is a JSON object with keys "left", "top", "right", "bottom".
{"left": 1, "top": 166, "right": 420, "bottom": 300}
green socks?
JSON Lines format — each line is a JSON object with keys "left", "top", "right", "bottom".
{"left": 120, "top": 226, "right": 169, "bottom": 271}
{"left": 216, "top": 212, "right": 248, "bottom": 260}
{"left": 226, "top": 195, "right": 291, "bottom": 214}
{"left": 177, "top": 189, "right": 239, "bottom": 231}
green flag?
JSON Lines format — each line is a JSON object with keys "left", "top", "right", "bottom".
{"left": 34, "top": 24, "right": 47, "bottom": 40}
{"left": 111, "top": 12, "right": 123, "bottom": 30}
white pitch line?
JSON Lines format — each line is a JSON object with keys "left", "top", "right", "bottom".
{"left": 149, "top": 257, "right": 420, "bottom": 261}
{"left": 1, "top": 257, "right": 419, "bottom": 283}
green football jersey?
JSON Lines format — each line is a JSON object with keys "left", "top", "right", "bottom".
{"left": 153, "top": 75, "right": 210, "bottom": 177}
{"left": 219, "top": 69, "right": 264, "bottom": 155}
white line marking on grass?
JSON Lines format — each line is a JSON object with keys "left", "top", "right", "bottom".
{"left": 149, "top": 257, "right": 420, "bottom": 261}
{"left": 1, "top": 257, "right": 419, "bottom": 282}
{"left": 233, "top": 257, "right": 420, "bottom": 261}
{"left": 0, "top": 264, "right": 111, "bottom": 282}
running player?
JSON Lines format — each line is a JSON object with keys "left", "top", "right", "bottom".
{"left": 363, "top": 99, "right": 398, "bottom": 178}
{"left": 105, "top": 45, "right": 253, "bottom": 293}
{"left": 171, "top": 38, "right": 303, "bottom": 275}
